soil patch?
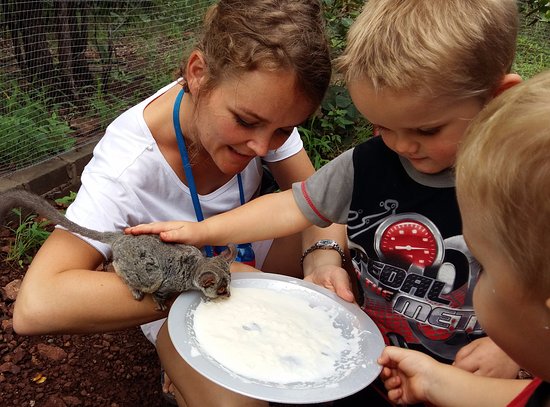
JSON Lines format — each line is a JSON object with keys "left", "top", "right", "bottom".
{"left": 0, "top": 228, "right": 166, "bottom": 407}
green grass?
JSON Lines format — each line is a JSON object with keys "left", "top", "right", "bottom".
{"left": 4, "top": 192, "right": 76, "bottom": 267}
{"left": 514, "top": 33, "right": 550, "bottom": 79}
{"left": 5, "top": 209, "right": 52, "bottom": 268}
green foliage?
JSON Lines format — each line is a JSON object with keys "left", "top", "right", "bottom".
{"left": 514, "top": 34, "right": 550, "bottom": 78}
{"left": 88, "top": 77, "right": 134, "bottom": 124}
{"left": 1, "top": 0, "right": 548, "bottom": 175}
{"left": 4, "top": 192, "right": 76, "bottom": 267}
{"left": 0, "top": 79, "right": 75, "bottom": 170}
{"left": 301, "top": 85, "right": 373, "bottom": 169}
{"left": 520, "top": 0, "right": 550, "bottom": 23}
{"left": 302, "top": 0, "right": 372, "bottom": 169}
{"left": 6, "top": 209, "right": 52, "bottom": 268}
{"left": 322, "top": 0, "right": 364, "bottom": 56}
{"left": 55, "top": 191, "right": 77, "bottom": 207}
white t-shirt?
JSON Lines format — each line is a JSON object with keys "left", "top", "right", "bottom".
{"left": 64, "top": 81, "right": 304, "bottom": 343}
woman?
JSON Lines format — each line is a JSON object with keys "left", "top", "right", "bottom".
{"left": 13, "top": 1, "right": 347, "bottom": 406}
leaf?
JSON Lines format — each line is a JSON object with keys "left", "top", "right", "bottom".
{"left": 31, "top": 373, "right": 47, "bottom": 384}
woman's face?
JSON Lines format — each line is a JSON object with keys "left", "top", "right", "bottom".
{"left": 191, "top": 69, "right": 315, "bottom": 175}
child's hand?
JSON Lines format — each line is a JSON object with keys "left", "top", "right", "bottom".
{"left": 303, "top": 265, "right": 355, "bottom": 303}
{"left": 453, "top": 336, "right": 520, "bottom": 378}
{"left": 125, "top": 221, "right": 204, "bottom": 246}
{"left": 378, "top": 346, "right": 442, "bottom": 405}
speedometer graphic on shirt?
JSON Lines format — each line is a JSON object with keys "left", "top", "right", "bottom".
{"left": 374, "top": 213, "right": 444, "bottom": 269}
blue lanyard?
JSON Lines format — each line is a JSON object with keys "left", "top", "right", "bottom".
{"left": 172, "top": 87, "right": 245, "bottom": 257}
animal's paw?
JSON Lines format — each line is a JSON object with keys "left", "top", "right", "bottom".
{"left": 131, "top": 289, "right": 145, "bottom": 301}
{"left": 155, "top": 303, "right": 167, "bottom": 312}
{"left": 152, "top": 294, "right": 168, "bottom": 311}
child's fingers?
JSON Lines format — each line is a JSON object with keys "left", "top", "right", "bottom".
{"left": 379, "top": 365, "right": 394, "bottom": 380}
{"left": 387, "top": 388, "right": 405, "bottom": 404}
{"left": 379, "top": 345, "right": 406, "bottom": 368}
{"left": 126, "top": 221, "right": 186, "bottom": 235}
{"left": 385, "top": 375, "right": 402, "bottom": 390}
{"left": 159, "top": 229, "right": 189, "bottom": 242}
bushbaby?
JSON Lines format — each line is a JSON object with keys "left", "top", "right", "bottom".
{"left": 0, "top": 189, "right": 235, "bottom": 310}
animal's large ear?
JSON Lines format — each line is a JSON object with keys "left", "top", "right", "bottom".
{"left": 198, "top": 272, "right": 216, "bottom": 288}
{"left": 219, "top": 243, "right": 238, "bottom": 263}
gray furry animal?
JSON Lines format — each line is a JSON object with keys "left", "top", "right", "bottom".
{"left": 0, "top": 189, "right": 236, "bottom": 310}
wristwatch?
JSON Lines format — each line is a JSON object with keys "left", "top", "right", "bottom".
{"left": 300, "top": 239, "right": 346, "bottom": 266}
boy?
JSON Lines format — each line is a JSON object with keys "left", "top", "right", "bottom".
{"left": 378, "top": 69, "right": 550, "bottom": 407}
{"left": 127, "top": 0, "right": 523, "bottom": 401}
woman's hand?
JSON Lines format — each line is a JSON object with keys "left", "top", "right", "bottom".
{"left": 304, "top": 264, "right": 355, "bottom": 303}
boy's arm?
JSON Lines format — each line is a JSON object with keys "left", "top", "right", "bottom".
{"left": 126, "top": 190, "right": 312, "bottom": 247}
{"left": 268, "top": 149, "right": 352, "bottom": 295}
{"left": 379, "top": 346, "right": 530, "bottom": 407}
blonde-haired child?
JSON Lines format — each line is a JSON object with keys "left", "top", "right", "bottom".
{"left": 128, "top": 0, "right": 526, "bottom": 404}
{"left": 378, "top": 69, "right": 550, "bottom": 407}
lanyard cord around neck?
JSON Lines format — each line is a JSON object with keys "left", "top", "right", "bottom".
{"left": 172, "top": 87, "right": 245, "bottom": 257}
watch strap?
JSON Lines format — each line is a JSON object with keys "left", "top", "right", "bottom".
{"left": 300, "top": 239, "right": 346, "bottom": 266}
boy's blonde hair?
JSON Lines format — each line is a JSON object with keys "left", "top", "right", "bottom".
{"left": 338, "top": 0, "right": 518, "bottom": 99}
{"left": 456, "top": 70, "right": 550, "bottom": 296}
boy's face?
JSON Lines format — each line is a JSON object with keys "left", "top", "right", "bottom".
{"left": 348, "top": 80, "right": 484, "bottom": 174}
{"left": 460, "top": 200, "right": 550, "bottom": 380}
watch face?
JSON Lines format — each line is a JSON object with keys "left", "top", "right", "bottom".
{"left": 374, "top": 214, "right": 444, "bottom": 269}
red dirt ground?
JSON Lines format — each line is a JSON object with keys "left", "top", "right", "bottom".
{"left": 0, "top": 227, "right": 167, "bottom": 407}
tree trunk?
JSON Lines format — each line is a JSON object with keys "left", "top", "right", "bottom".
{"left": 3, "top": 1, "right": 57, "bottom": 97}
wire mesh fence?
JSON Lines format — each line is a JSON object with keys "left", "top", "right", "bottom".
{"left": 0, "top": 1, "right": 548, "bottom": 178}
{"left": 0, "top": 0, "right": 213, "bottom": 176}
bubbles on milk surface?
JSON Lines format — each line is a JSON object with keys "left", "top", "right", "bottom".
{"left": 192, "top": 286, "right": 362, "bottom": 385}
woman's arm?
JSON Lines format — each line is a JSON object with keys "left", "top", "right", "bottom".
{"left": 13, "top": 229, "right": 168, "bottom": 335}
{"left": 265, "top": 148, "right": 313, "bottom": 189}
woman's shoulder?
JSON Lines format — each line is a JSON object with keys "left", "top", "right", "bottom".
{"left": 109, "top": 80, "right": 179, "bottom": 133}
{"left": 262, "top": 127, "right": 303, "bottom": 162}
{"left": 89, "top": 82, "right": 182, "bottom": 179}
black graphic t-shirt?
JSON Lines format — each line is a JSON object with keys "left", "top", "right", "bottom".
{"left": 293, "top": 137, "right": 483, "bottom": 362}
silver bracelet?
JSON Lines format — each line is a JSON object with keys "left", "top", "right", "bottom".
{"left": 517, "top": 368, "right": 534, "bottom": 379}
{"left": 300, "top": 239, "right": 346, "bottom": 266}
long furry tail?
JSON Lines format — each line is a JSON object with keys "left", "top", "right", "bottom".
{"left": 0, "top": 189, "right": 116, "bottom": 243}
